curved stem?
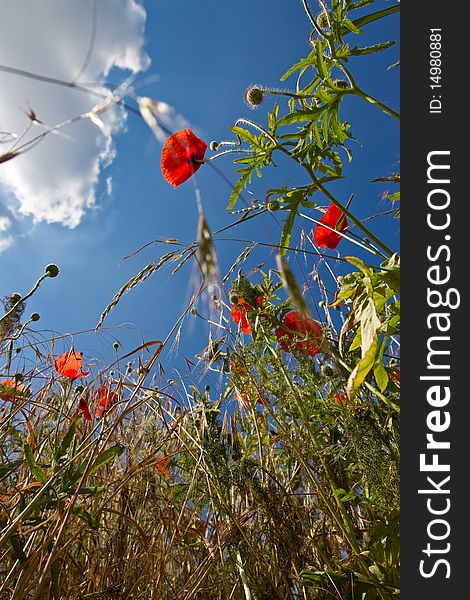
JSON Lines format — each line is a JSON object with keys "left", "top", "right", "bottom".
{"left": 335, "top": 60, "right": 400, "bottom": 121}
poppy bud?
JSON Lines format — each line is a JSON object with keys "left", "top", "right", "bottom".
{"left": 230, "top": 295, "right": 239, "bottom": 304}
{"left": 320, "top": 364, "right": 335, "bottom": 378}
{"left": 210, "top": 141, "right": 220, "bottom": 151}
{"left": 14, "top": 373, "right": 23, "bottom": 382}
{"left": 205, "top": 385, "right": 210, "bottom": 392}
{"left": 75, "top": 385, "right": 84, "bottom": 394}
{"left": 317, "top": 10, "right": 330, "bottom": 30}
{"left": 30, "top": 312, "right": 40, "bottom": 322}
{"left": 333, "top": 79, "right": 349, "bottom": 89}
{"left": 267, "top": 200, "right": 280, "bottom": 212}
{"left": 113, "top": 342, "right": 119, "bottom": 350}
{"left": 245, "top": 86, "right": 264, "bottom": 108}
{"left": 45, "top": 264, "right": 59, "bottom": 278}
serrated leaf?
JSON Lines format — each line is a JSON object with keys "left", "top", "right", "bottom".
{"left": 342, "top": 17, "right": 363, "bottom": 34}
{"left": 341, "top": 5, "right": 400, "bottom": 37}
{"left": 315, "top": 40, "right": 329, "bottom": 79}
{"left": 349, "top": 40, "right": 395, "bottom": 56}
{"left": 280, "top": 209, "right": 297, "bottom": 257}
{"left": 89, "top": 444, "right": 124, "bottom": 475}
{"left": 227, "top": 168, "right": 252, "bottom": 210}
{"left": 54, "top": 418, "right": 77, "bottom": 463}
{"left": 280, "top": 52, "right": 317, "bottom": 81}
{"left": 277, "top": 107, "right": 322, "bottom": 127}
{"left": 24, "top": 443, "right": 47, "bottom": 484}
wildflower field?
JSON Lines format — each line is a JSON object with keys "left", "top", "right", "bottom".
{"left": 0, "top": 1, "right": 400, "bottom": 598}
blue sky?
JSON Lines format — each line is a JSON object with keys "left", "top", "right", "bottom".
{"left": 0, "top": 1, "right": 399, "bottom": 378}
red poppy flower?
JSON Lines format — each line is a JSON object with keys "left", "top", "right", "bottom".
{"left": 54, "top": 351, "right": 90, "bottom": 380}
{"left": 0, "top": 378, "right": 24, "bottom": 401}
{"left": 78, "top": 398, "right": 92, "bottom": 421}
{"left": 161, "top": 129, "right": 207, "bottom": 188}
{"left": 95, "top": 386, "right": 119, "bottom": 417}
{"left": 333, "top": 392, "right": 347, "bottom": 405}
{"left": 230, "top": 297, "right": 253, "bottom": 334}
{"left": 155, "top": 456, "right": 172, "bottom": 477}
{"left": 275, "top": 311, "right": 323, "bottom": 357}
{"left": 314, "top": 203, "right": 348, "bottom": 249}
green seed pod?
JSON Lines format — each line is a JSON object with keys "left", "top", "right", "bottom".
{"left": 30, "top": 313, "right": 40, "bottom": 322}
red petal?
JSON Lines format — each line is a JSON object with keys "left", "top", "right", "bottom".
{"left": 78, "top": 398, "right": 92, "bottom": 421}
{"left": 276, "top": 311, "right": 323, "bottom": 356}
{"left": 161, "top": 129, "right": 207, "bottom": 188}
{"left": 230, "top": 299, "right": 253, "bottom": 335}
{"left": 314, "top": 203, "right": 348, "bottom": 249}
{"left": 55, "top": 351, "right": 89, "bottom": 380}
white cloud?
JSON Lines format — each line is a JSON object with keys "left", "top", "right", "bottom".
{"left": 0, "top": 0, "right": 149, "bottom": 232}
{"left": 0, "top": 215, "right": 13, "bottom": 252}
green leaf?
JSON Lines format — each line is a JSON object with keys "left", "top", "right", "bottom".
{"left": 76, "top": 486, "right": 105, "bottom": 495}
{"left": 279, "top": 208, "right": 297, "bottom": 258}
{"left": 280, "top": 51, "right": 317, "bottom": 81}
{"left": 54, "top": 418, "right": 77, "bottom": 463}
{"left": 347, "top": 332, "right": 379, "bottom": 399}
{"left": 277, "top": 107, "right": 322, "bottom": 127}
{"left": 342, "top": 17, "right": 363, "bottom": 34}
{"left": 349, "top": 328, "right": 362, "bottom": 352}
{"left": 72, "top": 506, "right": 99, "bottom": 530}
{"left": 349, "top": 40, "right": 395, "bottom": 56}
{"left": 24, "top": 443, "right": 48, "bottom": 484}
{"left": 374, "top": 361, "right": 389, "bottom": 393}
{"left": 227, "top": 168, "right": 252, "bottom": 210}
{"left": 340, "top": 5, "right": 400, "bottom": 36}
{"left": 345, "top": 256, "right": 371, "bottom": 277}
{"left": 315, "top": 40, "right": 328, "bottom": 79}
{"left": 89, "top": 444, "right": 124, "bottom": 475}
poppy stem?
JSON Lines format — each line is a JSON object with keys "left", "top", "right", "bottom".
{"left": 0, "top": 271, "right": 49, "bottom": 326}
